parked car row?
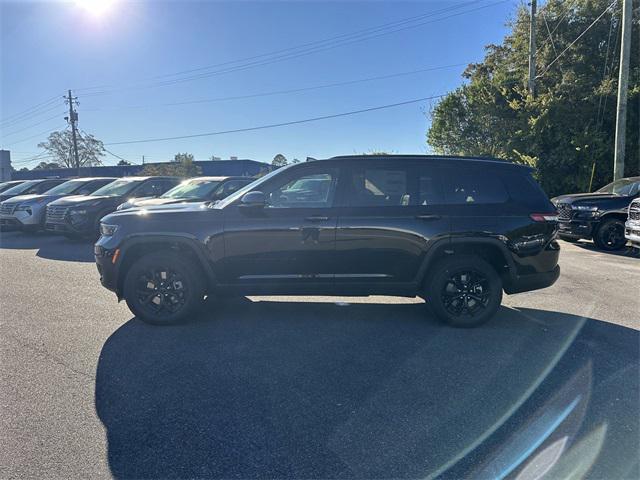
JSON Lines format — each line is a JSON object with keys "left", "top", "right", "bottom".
{"left": 0, "top": 175, "right": 254, "bottom": 238}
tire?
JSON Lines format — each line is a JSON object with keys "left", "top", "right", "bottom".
{"left": 424, "top": 255, "right": 503, "bottom": 328}
{"left": 123, "top": 251, "right": 206, "bottom": 325}
{"left": 593, "top": 218, "right": 627, "bottom": 251}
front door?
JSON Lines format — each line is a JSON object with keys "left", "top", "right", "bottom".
{"left": 333, "top": 160, "right": 450, "bottom": 291}
{"left": 221, "top": 164, "right": 341, "bottom": 291}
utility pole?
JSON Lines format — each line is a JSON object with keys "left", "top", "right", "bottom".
{"left": 613, "top": 0, "right": 632, "bottom": 180}
{"left": 527, "top": 0, "right": 537, "bottom": 96}
{"left": 142, "top": 155, "right": 145, "bottom": 165}
{"left": 65, "top": 90, "right": 80, "bottom": 172}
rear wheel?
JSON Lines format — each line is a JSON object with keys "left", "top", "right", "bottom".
{"left": 425, "top": 255, "right": 502, "bottom": 328}
{"left": 123, "top": 252, "right": 206, "bottom": 325}
{"left": 593, "top": 218, "right": 626, "bottom": 251}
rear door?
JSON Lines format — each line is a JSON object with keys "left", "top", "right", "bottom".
{"left": 333, "top": 159, "right": 450, "bottom": 289}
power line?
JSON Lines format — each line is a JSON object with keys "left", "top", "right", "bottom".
{"left": 537, "top": 0, "right": 617, "bottom": 79}
{"left": 106, "top": 95, "right": 443, "bottom": 146}
{"left": 77, "top": 0, "right": 510, "bottom": 96}
{"left": 1, "top": 112, "right": 66, "bottom": 138}
{"left": 87, "top": 62, "right": 466, "bottom": 111}
{"left": 0, "top": 95, "right": 60, "bottom": 126}
{"left": 0, "top": 100, "right": 63, "bottom": 129}
{"left": 2, "top": 124, "right": 68, "bottom": 148}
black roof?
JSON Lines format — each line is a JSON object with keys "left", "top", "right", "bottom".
{"left": 325, "top": 154, "right": 517, "bottom": 166}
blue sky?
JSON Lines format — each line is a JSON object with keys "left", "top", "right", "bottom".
{"left": 1, "top": 0, "right": 519, "bottom": 167}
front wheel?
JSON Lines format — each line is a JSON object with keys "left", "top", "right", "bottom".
{"left": 593, "top": 218, "right": 626, "bottom": 251}
{"left": 123, "top": 252, "right": 206, "bottom": 325}
{"left": 424, "top": 255, "right": 503, "bottom": 328}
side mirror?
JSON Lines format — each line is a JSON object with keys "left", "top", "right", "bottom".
{"left": 240, "top": 191, "right": 266, "bottom": 207}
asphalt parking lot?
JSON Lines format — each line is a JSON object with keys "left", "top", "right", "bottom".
{"left": 0, "top": 232, "right": 638, "bottom": 479}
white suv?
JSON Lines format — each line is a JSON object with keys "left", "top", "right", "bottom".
{"left": 625, "top": 198, "right": 640, "bottom": 250}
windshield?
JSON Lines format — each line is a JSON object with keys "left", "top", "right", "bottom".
{"left": 43, "top": 179, "right": 88, "bottom": 195}
{"left": 161, "top": 179, "right": 221, "bottom": 199}
{"left": 596, "top": 178, "right": 640, "bottom": 196}
{"left": 1, "top": 180, "right": 40, "bottom": 196}
{"left": 91, "top": 179, "right": 140, "bottom": 197}
{"left": 213, "top": 168, "right": 285, "bottom": 208}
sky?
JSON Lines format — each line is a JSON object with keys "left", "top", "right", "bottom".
{"left": 0, "top": 0, "right": 520, "bottom": 167}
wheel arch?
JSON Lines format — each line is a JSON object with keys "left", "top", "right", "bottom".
{"left": 417, "top": 237, "right": 516, "bottom": 288}
{"left": 116, "top": 234, "right": 216, "bottom": 298}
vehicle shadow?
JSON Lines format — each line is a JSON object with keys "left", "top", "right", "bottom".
{"left": 570, "top": 239, "right": 639, "bottom": 258}
{"left": 0, "top": 230, "right": 94, "bottom": 262}
{"left": 94, "top": 302, "right": 639, "bottom": 479}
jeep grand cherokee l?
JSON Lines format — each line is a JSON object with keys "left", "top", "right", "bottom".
{"left": 551, "top": 176, "right": 640, "bottom": 251}
{"left": 45, "top": 176, "right": 180, "bottom": 238}
{"left": 95, "top": 155, "right": 560, "bottom": 327}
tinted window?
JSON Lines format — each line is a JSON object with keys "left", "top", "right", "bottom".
{"left": 417, "top": 166, "right": 445, "bottom": 205}
{"left": 445, "top": 169, "right": 508, "bottom": 204}
{"left": 220, "top": 180, "right": 250, "bottom": 197}
{"left": 38, "top": 180, "right": 64, "bottom": 193}
{"left": 347, "top": 165, "right": 410, "bottom": 207}
{"left": 265, "top": 169, "right": 338, "bottom": 208}
{"left": 134, "top": 179, "right": 173, "bottom": 197}
{"left": 501, "top": 171, "right": 550, "bottom": 208}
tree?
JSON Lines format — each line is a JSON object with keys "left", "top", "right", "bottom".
{"left": 427, "top": 0, "right": 639, "bottom": 196}
{"left": 37, "top": 130, "right": 105, "bottom": 168}
{"left": 117, "top": 159, "right": 132, "bottom": 166}
{"left": 173, "top": 152, "right": 195, "bottom": 163}
{"left": 140, "top": 153, "right": 201, "bottom": 177}
{"left": 33, "top": 161, "right": 61, "bottom": 170}
{"left": 272, "top": 153, "right": 288, "bottom": 167}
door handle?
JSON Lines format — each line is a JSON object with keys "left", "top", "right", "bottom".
{"left": 305, "top": 215, "right": 329, "bottom": 222}
{"left": 415, "top": 214, "right": 442, "bottom": 221}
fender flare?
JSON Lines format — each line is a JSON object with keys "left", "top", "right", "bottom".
{"left": 116, "top": 232, "right": 217, "bottom": 295}
{"left": 415, "top": 236, "right": 517, "bottom": 285}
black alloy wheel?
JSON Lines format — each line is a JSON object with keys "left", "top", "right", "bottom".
{"left": 124, "top": 252, "right": 205, "bottom": 325}
{"left": 594, "top": 218, "right": 626, "bottom": 251}
{"left": 425, "top": 255, "right": 503, "bottom": 328}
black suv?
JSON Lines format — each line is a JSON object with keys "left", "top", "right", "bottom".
{"left": 551, "top": 176, "right": 640, "bottom": 251}
{"left": 46, "top": 176, "right": 180, "bottom": 238}
{"left": 95, "top": 155, "right": 560, "bottom": 327}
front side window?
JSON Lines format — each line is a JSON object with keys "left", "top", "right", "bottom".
{"left": 134, "top": 180, "right": 168, "bottom": 197}
{"left": 265, "top": 169, "right": 338, "bottom": 208}
{"left": 43, "top": 180, "right": 88, "bottom": 195}
{"left": 346, "top": 165, "right": 410, "bottom": 207}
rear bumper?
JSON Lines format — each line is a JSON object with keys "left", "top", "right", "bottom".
{"left": 504, "top": 265, "right": 560, "bottom": 295}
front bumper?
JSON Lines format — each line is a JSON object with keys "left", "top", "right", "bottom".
{"left": 94, "top": 243, "right": 120, "bottom": 294}
{"left": 625, "top": 221, "right": 640, "bottom": 248}
{"left": 45, "top": 213, "right": 94, "bottom": 236}
{"left": 0, "top": 209, "right": 41, "bottom": 228}
{"left": 557, "top": 219, "right": 596, "bottom": 239}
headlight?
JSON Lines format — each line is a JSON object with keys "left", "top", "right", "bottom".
{"left": 69, "top": 209, "right": 88, "bottom": 216}
{"left": 571, "top": 205, "right": 598, "bottom": 211}
{"left": 100, "top": 224, "right": 118, "bottom": 236}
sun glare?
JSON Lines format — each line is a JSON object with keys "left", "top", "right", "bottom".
{"left": 75, "top": 0, "right": 116, "bottom": 17}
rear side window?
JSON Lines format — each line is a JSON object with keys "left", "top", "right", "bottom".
{"left": 444, "top": 169, "right": 508, "bottom": 204}
{"left": 501, "top": 170, "right": 551, "bottom": 209}
{"left": 346, "top": 165, "right": 410, "bottom": 207}
{"left": 417, "top": 166, "right": 446, "bottom": 205}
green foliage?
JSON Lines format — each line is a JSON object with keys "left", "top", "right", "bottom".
{"left": 272, "top": 153, "right": 288, "bottom": 167}
{"left": 427, "top": 0, "right": 639, "bottom": 196}
{"left": 37, "top": 130, "right": 105, "bottom": 168}
{"left": 117, "top": 159, "right": 132, "bottom": 166}
{"left": 33, "top": 161, "right": 61, "bottom": 170}
{"left": 141, "top": 153, "right": 201, "bottom": 177}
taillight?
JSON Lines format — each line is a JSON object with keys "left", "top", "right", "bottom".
{"left": 530, "top": 212, "right": 559, "bottom": 222}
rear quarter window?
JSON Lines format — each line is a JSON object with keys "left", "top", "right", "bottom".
{"left": 500, "top": 170, "right": 552, "bottom": 209}
{"left": 444, "top": 168, "right": 509, "bottom": 204}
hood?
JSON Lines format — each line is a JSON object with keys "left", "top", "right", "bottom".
{"left": 1, "top": 193, "right": 65, "bottom": 206}
{"left": 123, "top": 197, "right": 201, "bottom": 209}
{"left": 551, "top": 192, "right": 621, "bottom": 205}
{"left": 48, "top": 194, "right": 116, "bottom": 207}
{"left": 103, "top": 201, "right": 213, "bottom": 226}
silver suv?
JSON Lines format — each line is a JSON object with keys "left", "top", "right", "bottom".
{"left": 625, "top": 198, "right": 640, "bottom": 250}
{"left": 0, "top": 177, "right": 115, "bottom": 233}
